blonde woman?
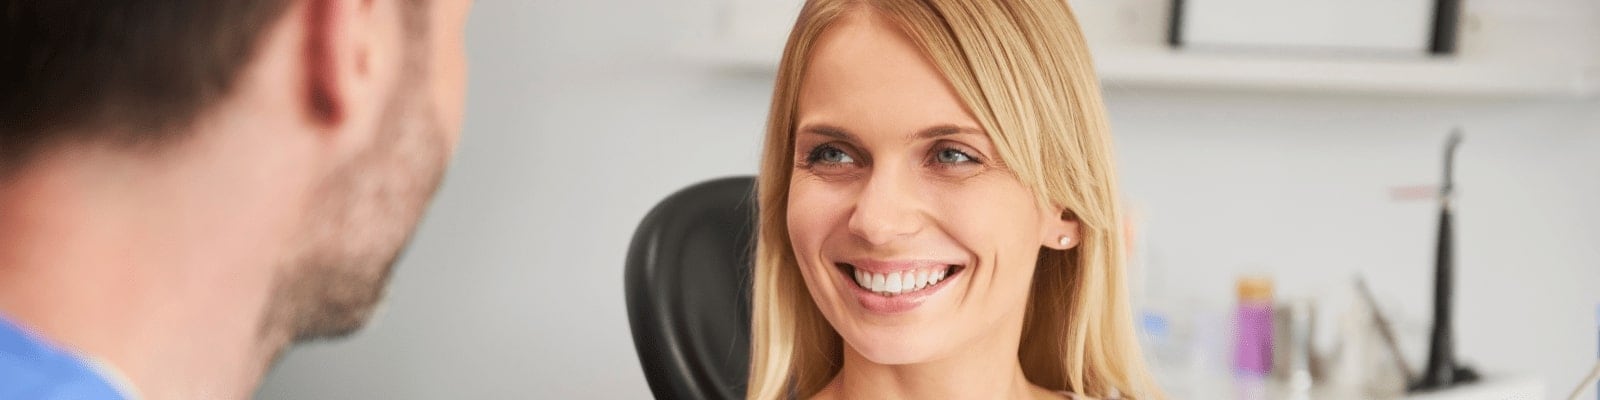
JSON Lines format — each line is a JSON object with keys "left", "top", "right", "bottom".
{"left": 747, "top": 0, "right": 1161, "bottom": 399}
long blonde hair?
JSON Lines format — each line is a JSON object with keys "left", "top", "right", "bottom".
{"left": 748, "top": 0, "right": 1160, "bottom": 399}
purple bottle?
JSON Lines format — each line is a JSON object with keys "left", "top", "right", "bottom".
{"left": 1233, "top": 277, "right": 1274, "bottom": 377}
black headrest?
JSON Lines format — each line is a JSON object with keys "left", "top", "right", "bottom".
{"left": 625, "top": 176, "right": 756, "bottom": 400}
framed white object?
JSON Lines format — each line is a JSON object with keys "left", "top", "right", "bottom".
{"left": 1172, "top": 0, "right": 1446, "bottom": 55}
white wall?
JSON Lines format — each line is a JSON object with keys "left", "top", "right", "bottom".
{"left": 1109, "top": 89, "right": 1600, "bottom": 394}
{"left": 258, "top": 1, "right": 1599, "bottom": 398}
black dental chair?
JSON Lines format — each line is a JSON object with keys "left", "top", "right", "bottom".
{"left": 625, "top": 176, "right": 756, "bottom": 400}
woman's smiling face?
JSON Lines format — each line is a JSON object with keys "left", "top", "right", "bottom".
{"left": 786, "top": 9, "right": 1078, "bottom": 365}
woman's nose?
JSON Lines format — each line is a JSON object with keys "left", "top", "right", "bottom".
{"left": 846, "top": 168, "right": 926, "bottom": 246}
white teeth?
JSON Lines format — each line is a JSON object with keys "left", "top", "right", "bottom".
{"left": 851, "top": 266, "right": 953, "bottom": 296}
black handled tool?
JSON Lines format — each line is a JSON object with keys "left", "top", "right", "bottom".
{"left": 1412, "top": 129, "right": 1479, "bottom": 392}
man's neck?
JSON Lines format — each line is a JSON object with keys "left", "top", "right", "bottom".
{"left": 0, "top": 144, "right": 301, "bottom": 399}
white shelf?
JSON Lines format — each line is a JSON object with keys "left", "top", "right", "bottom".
{"left": 1403, "top": 376, "right": 1545, "bottom": 400}
{"left": 684, "top": 40, "right": 1598, "bottom": 98}
{"left": 1164, "top": 375, "right": 1544, "bottom": 400}
{"left": 688, "top": 0, "right": 1600, "bottom": 99}
{"left": 1094, "top": 47, "right": 1600, "bottom": 98}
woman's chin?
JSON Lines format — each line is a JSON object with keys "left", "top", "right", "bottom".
{"left": 842, "top": 331, "right": 951, "bottom": 365}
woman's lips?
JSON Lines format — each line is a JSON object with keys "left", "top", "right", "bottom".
{"left": 834, "top": 260, "right": 965, "bottom": 314}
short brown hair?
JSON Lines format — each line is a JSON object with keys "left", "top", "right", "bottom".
{"left": 0, "top": 0, "right": 294, "bottom": 171}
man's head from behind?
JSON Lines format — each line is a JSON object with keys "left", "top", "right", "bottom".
{"left": 1, "top": 0, "right": 471, "bottom": 344}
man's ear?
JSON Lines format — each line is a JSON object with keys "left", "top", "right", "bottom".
{"left": 303, "top": 0, "right": 377, "bottom": 128}
{"left": 1041, "top": 206, "right": 1083, "bottom": 251}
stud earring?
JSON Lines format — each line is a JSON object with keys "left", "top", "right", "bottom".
{"left": 1058, "top": 235, "right": 1072, "bottom": 247}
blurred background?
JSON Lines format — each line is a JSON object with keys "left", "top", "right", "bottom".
{"left": 258, "top": 0, "right": 1599, "bottom": 398}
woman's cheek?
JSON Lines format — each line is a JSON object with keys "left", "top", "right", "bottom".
{"left": 787, "top": 180, "right": 845, "bottom": 253}
{"left": 927, "top": 176, "right": 1039, "bottom": 258}
{"left": 928, "top": 179, "right": 1005, "bottom": 225}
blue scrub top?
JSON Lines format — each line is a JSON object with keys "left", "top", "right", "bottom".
{"left": 0, "top": 316, "right": 124, "bottom": 400}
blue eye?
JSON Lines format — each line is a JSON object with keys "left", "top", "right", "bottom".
{"left": 809, "top": 145, "right": 854, "bottom": 164}
{"left": 935, "top": 148, "right": 974, "bottom": 164}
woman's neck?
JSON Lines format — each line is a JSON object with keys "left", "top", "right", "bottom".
{"left": 814, "top": 330, "right": 1060, "bottom": 400}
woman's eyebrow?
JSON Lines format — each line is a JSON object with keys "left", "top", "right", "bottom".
{"left": 798, "top": 123, "right": 858, "bottom": 142}
{"left": 915, "top": 124, "right": 982, "bottom": 140}
{"left": 799, "top": 123, "right": 981, "bottom": 142}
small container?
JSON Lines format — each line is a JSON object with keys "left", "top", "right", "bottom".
{"left": 1272, "top": 299, "right": 1315, "bottom": 396}
{"left": 1233, "top": 276, "right": 1274, "bottom": 377}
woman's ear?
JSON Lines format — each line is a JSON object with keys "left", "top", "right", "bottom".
{"left": 1040, "top": 206, "right": 1082, "bottom": 251}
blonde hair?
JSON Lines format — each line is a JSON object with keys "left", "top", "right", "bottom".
{"left": 747, "top": 0, "right": 1161, "bottom": 399}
